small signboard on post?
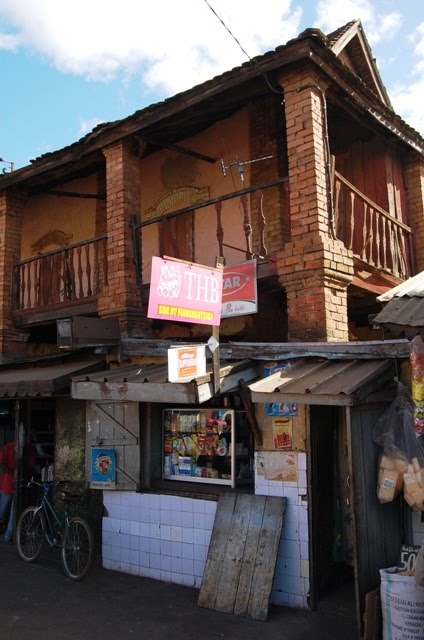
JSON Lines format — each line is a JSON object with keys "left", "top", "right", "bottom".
{"left": 168, "top": 345, "right": 206, "bottom": 382}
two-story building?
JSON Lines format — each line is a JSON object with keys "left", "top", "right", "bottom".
{"left": 1, "top": 19, "right": 424, "bottom": 632}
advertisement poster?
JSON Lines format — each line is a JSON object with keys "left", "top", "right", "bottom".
{"left": 263, "top": 361, "right": 298, "bottom": 417}
{"left": 148, "top": 257, "right": 223, "bottom": 326}
{"left": 90, "top": 448, "right": 116, "bottom": 489}
{"left": 265, "top": 402, "right": 298, "bottom": 417}
{"left": 273, "top": 417, "right": 293, "bottom": 450}
{"left": 168, "top": 345, "right": 206, "bottom": 382}
{"left": 256, "top": 451, "right": 299, "bottom": 482}
{"left": 221, "top": 260, "right": 257, "bottom": 318}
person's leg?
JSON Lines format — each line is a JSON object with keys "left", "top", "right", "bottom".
{"left": 4, "top": 497, "right": 14, "bottom": 542}
{"left": 0, "top": 492, "right": 12, "bottom": 522}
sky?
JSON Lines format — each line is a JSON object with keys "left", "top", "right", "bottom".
{"left": 1, "top": 0, "right": 424, "bottom": 171}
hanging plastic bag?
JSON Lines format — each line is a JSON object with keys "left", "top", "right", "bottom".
{"left": 411, "top": 335, "right": 424, "bottom": 435}
{"left": 373, "top": 381, "right": 424, "bottom": 508}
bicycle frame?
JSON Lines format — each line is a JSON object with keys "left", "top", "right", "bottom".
{"left": 30, "top": 481, "right": 70, "bottom": 548}
{"left": 17, "top": 478, "right": 94, "bottom": 580}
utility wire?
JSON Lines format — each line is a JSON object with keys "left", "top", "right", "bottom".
{"left": 203, "top": 0, "right": 284, "bottom": 95}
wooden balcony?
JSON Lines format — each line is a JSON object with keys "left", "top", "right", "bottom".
{"left": 334, "top": 170, "right": 415, "bottom": 280}
{"left": 13, "top": 235, "right": 108, "bottom": 324}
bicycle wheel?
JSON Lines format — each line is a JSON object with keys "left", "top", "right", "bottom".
{"left": 61, "top": 517, "right": 94, "bottom": 581}
{"left": 16, "top": 506, "right": 46, "bottom": 562}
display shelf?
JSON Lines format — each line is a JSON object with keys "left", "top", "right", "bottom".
{"left": 162, "top": 408, "right": 253, "bottom": 488}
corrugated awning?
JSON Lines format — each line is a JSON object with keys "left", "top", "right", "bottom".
{"left": 373, "top": 297, "right": 424, "bottom": 329}
{"left": 71, "top": 360, "right": 259, "bottom": 404}
{"left": 249, "top": 359, "right": 396, "bottom": 406}
{"left": 0, "top": 361, "right": 105, "bottom": 398}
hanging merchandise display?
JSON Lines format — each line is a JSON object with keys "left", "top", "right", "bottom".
{"left": 373, "top": 381, "right": 424, "bottom": 510}
{"left": 411, "top": 335, "right": 424, "bottom": 435}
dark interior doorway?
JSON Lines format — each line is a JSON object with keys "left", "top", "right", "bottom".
{"left": 309, "top": 405, "right": 356, "bottom": 617}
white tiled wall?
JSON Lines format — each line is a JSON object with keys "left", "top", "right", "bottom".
{"left": 102, "top": 450, "right": 310, "bottom": 609}
{"left": 102, "top": 492, "right": 217, "bottom": 587}
{"left": 255, "top": 451, "right": 309, "bottom": 608}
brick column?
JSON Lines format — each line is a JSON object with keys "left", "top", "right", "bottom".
{"left": 99, "top": 140, "right": 149, "bottom": 335}
{"left": 405, "top": 156, "right": 424, "bottom": 272}
{"left": 277, "top": 70, "right": 353, "bottom": 341}
{"left": 0, "top": 189, "right": 28, "bottom": 360}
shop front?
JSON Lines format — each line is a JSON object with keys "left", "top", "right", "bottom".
{"left": 71, "top": 353, "right": 406, "bottom": 631}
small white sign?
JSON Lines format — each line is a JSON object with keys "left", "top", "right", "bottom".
{"left": 168, "top": 345, "right": 206, "bottom": 382}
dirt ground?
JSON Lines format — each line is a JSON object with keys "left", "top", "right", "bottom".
{"left": 0, "top": 542, "right": 358, "bottom": 640}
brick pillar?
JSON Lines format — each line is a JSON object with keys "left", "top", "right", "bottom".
{"left": 0, "top": 189, "right": 28, "bottom": 360}
{"left": 99, "top": 140, "right": 149, "bottom": 336}
{"left": 405, "top": 156, "right": 424, "bottom": 272}
{"left": 276, "top": 70, "right": 353, "bottom": 341}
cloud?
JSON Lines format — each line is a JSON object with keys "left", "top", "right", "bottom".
{"left": 390, "top": 21, "right": 424, "bottom": 134}
{"left": 78, "top": 116, "right": 104, "bottom": 137}
{"left": 391, "top": 80, "right": 424, "bottom": 134}
{"left": 315, "top": 0, "right": 402, "bottom": 45}
{"left": 0, "top": 31, "right": 21, "bottom": 50}
{"left": 0, "top": 0, "right": 303, "bottom": 95}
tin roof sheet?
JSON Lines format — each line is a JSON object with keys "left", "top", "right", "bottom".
{"left": 0, "top": 361, "right": 105, "bottom": 397}
{"left": 378, "top": 271, "right": 424, "bottom": 301}
{"left": 249, "top": 359, "right": 395, "bottom": 406}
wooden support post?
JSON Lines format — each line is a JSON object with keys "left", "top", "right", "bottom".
{"left": 238, "top": 379, "right": 263, "bottom": 446}
{"left": 212, "top": 257, "right": 225, "bottom": 395}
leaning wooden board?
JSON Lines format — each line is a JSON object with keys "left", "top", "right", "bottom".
{"left": 198, "top": 493, "right": 286, "bottom": 621}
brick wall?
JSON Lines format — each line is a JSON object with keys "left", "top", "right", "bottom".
{"left": 404, "top": 156, "right": 424, "bottom": 272}
{"left": 0, "top": 189, "right": 28, "bottom": 359}
{"left": 99, "top": 140, "right": 149, "bottom": 335}
{"left": 276, "top": 69, "right": 353, "bottom": 341}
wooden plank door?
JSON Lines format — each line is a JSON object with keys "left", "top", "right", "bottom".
{"left": 86, "top": 401, "right": 140, "bottom": 490}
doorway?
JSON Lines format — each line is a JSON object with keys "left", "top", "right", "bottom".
{"left": 309, "top": 405, "right": 356, "bottom": 615}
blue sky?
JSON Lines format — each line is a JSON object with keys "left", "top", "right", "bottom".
{"left": 1, "top": 0, "right": 424, "bottom": 171}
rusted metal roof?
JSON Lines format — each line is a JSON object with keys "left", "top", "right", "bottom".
{"left": 0, "top": 361, "right": 105, "bottom": 398}
{"left": 373, "top": 297, "right": 424, "bottom": 329}
{"left": 249, "top": 359, "right": 395, "bottom": 406}
{"left": 71, "top": 360, "right": 259, "bottom": 404}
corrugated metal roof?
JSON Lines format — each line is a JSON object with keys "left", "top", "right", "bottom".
{"left": 249, "top": 359, "right": 395, "bottom": 406}
{"left": 378, "top": 271, "right": 424, "bottom": 301}
{"left": 373, "top": 296, "right": 424, "bottom": 329}
{"left": 0, "top": 361, "right": 104, "bottom": 398}
{"left": 72, "top": 360, "right": 259, "bottom": 404}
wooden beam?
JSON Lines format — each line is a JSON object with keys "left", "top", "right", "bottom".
{"left": 148, "top": 139, "right": 216, "bottom": 164}
{"left": 238, "top": 379, "right": 263, "bottom": 446}
{"left": 228, "top": 340, "right": 411, "bottom": 360}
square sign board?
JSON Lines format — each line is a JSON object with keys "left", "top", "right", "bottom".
{"left": 148, "top": 257, "right": 223, "bottom": 326}
{"left": 168, "top": 345, "right": 206, "bottom": 382}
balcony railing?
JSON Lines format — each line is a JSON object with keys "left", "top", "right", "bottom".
{"left": 13, "top": 235, "right": 108, "bottom": 313}
{"left": 334, "top": 171, "right": 414, "bottom": 279}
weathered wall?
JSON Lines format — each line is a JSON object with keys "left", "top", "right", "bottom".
{"left": 20, "top": 175, "right": 98, "bottom": 259}
{"left": 55, "top": 397, "right": 103, "bottom": 541}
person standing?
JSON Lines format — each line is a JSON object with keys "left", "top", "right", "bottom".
{"left": 0, "top": 439, "right": 15, "bottom": 543}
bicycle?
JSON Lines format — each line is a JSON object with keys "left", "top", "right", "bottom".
{"left": 16, "top": 478, "right": 94, "bottom": 581}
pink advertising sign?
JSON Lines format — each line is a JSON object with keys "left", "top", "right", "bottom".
{"left": 148, "top": 257, "right": 223, "bottom": 326}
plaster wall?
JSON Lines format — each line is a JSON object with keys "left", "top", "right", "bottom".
{"left": 21, "top": 176, "right": 97, "bottom": 259}
{"left": 140, "top": 109, "right": 253, "bottom": 278}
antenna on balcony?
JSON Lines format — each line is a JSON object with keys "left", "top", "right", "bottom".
{"left": 0, "top": 158, "right": 15, "bottom": 173}
{"left": 221, "top": 155, "right": 273, "bottom": 184}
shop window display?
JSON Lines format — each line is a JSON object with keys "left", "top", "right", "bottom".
{"left": 163, "top": 409, "right": 252, "bottom": 488}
